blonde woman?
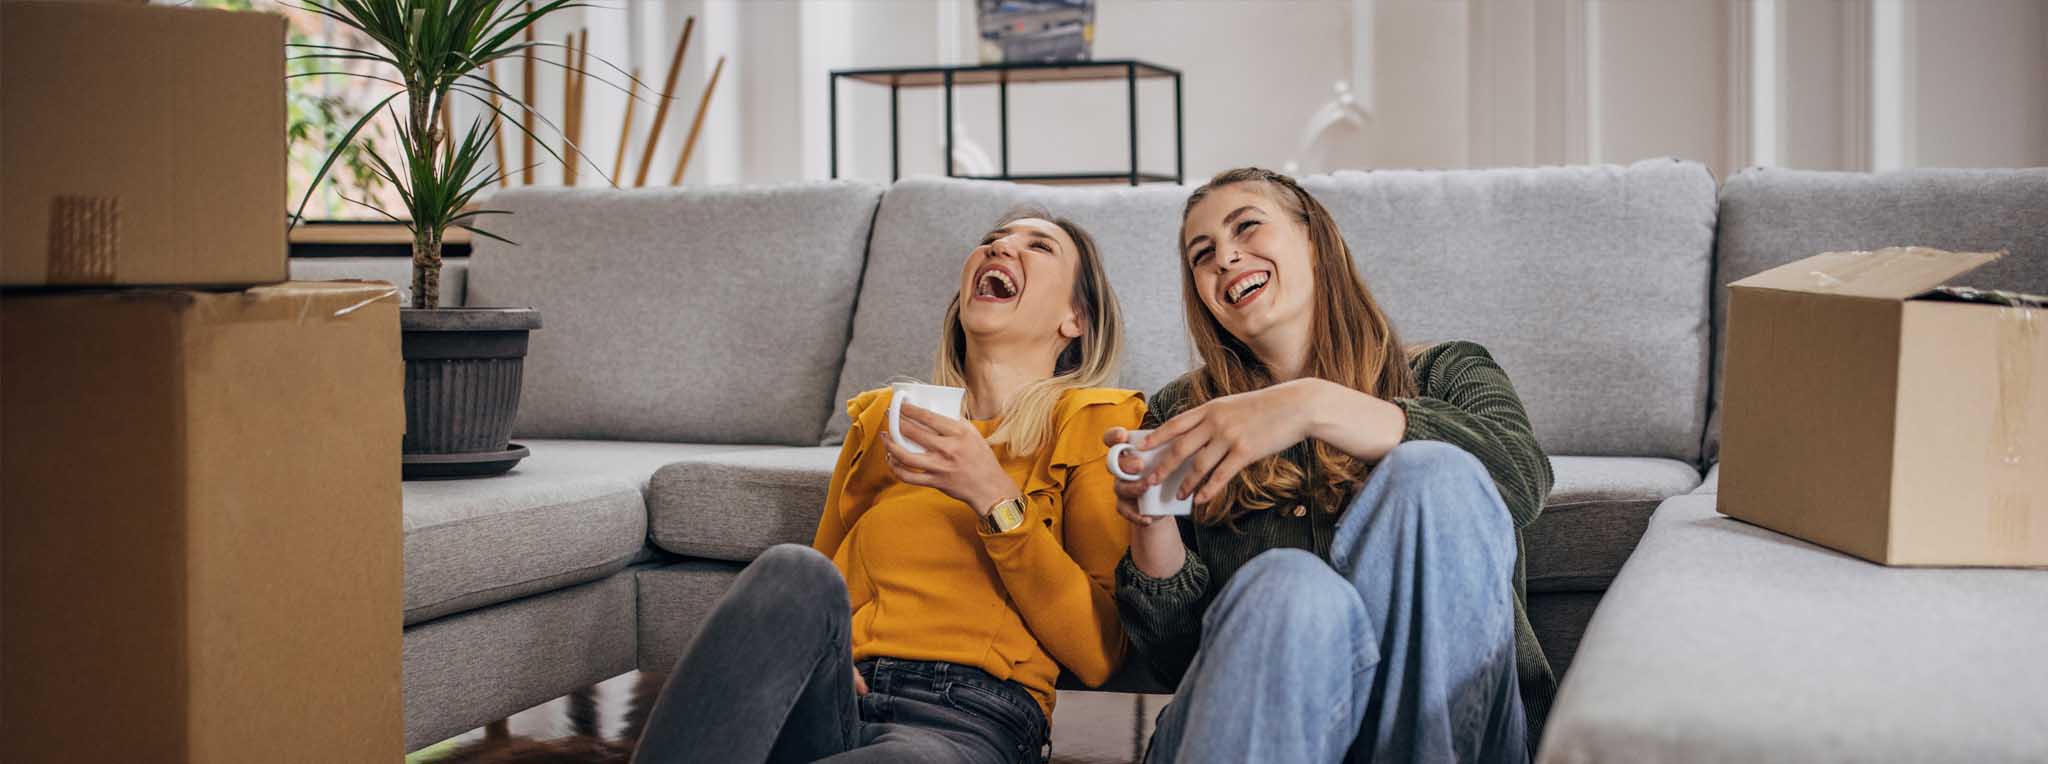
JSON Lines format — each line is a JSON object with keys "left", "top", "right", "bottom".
{"left": 633, "top": 209, "right": 1142, "bottom": 764}
{"left": 1113, "top": 169, "right": 1552, "bottom": 763}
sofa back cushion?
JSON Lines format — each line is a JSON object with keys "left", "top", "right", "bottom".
{"left": 1305, "top": 159, "right": 1719, "bottom": 460}
{"left": 822, "top": 179, "right": 1192, "bottom": 443}
{"left": 828, "top": 161, "right": 1719, "bottom": 462}
{"left": 469, "top": 183, "right": 883, "bottom": 445}
{"left": 1705, "top": 167, "right": 2048, "bottom": 461}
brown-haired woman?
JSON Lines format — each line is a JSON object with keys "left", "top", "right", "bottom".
{"left": 1110, "top": 169, "right": 1552, "bottom": 763}
{"left": 632, "top": 209, "right": 1141, "bottom": 764}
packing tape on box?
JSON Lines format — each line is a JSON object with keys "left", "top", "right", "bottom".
{"left": 1995, "top": 298, "right": 2038, "bottom": 467}
{"left": 46, "top": 195, "right": 121, "bottom": 283}
{"left": 1995, "top": 299, "right": 2036, "bottom": 555}
{"left": 1938, "top": 285, "right": 2045, "bottom": 469}
{"left": 1804, "top": 247, "right": 1930, "bottom": 289}
{"left": 333, "top": 288, "right": 401, "bottom": 318}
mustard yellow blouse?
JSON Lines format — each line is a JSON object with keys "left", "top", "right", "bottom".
{"left": 812, "top": 386, "right": 1144, "bottom": 716}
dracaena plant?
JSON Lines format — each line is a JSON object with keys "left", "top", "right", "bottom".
{"left": 290, "top": 0, "right": 627, "bottom": 309}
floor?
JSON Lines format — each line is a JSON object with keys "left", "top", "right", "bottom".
{"left": 416, "top": 672, "right": 1168, "bottom": 764}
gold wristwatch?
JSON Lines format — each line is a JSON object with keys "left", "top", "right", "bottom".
{"left": 981, "top": 496, "right": 1028, "bottom": 534}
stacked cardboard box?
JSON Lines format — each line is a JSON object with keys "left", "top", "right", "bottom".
{"left": 1, "top": 3, "right": 404, "bottom": 761}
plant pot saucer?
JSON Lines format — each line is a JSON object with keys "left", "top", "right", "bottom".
{"left": 403, "top": 444, "right": 530, "bottom": 481}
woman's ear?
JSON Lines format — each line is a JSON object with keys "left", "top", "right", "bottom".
{"left": 1058, "top": 306, "right": 1085, "bottom": 340}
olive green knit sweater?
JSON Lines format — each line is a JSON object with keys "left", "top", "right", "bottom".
{"left": 1114, "top": 340, "right": 1557, "bottom": 707}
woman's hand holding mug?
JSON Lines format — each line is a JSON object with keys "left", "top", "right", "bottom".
{"left": 882, "top": 402, "right": 1018, "bottom": 518}
{"left": 1104, "top": 427, "right": 1190, "bottom": 579}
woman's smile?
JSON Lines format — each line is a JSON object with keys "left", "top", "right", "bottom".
{"left": 1221, "top": 269, "right": 1271, "bottom": 308}
{"left": 972, "top": 262, "right": 1021, "bottom": 303}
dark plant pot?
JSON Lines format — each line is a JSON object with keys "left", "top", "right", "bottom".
{"left": 400, "top": 307, "right": 542, "bottom": 480}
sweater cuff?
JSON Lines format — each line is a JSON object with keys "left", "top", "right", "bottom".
{"left": 1392, "top": 397, "right": 1437, "bottom": 443}
{"left": 1116, "top": 548, "right": 1204, "bottom": 598}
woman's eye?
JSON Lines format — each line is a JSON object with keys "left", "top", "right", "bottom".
{"left": 1191, "top": 247, "right": 1212, "bottom": 265}
{"left": 1031, "top": 242, "right": 1052, "bottom": 253}
{"left": 1235, "top": 220, "right": 1260, "bottom": 236}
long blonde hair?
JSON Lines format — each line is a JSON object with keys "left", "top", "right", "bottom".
{"left": 932, "top": 207, "right": 1125, "bottom": 458}
{"left": 1178, "top": 168, "right": 1417, "bottom": 526}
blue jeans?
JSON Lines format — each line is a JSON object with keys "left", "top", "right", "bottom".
{"left": 1145, "top": 441, "right": 1528, "bottom": 764}
{"left": 631, "top": 545, "right": 1048, "bottom": 764}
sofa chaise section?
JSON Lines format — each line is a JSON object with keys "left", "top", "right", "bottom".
{"left": 403, "top": 439, "right": 777, "bottom": 626}
{"left": 1537, "top": 493, "right": 2048, "bottom": 763}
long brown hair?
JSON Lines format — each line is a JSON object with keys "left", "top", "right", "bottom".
{"left": 932, "top": 207, "right": 1125, "bottom": 458}
{"left": 1177, "top": 168, "right": 1417, "bottom": 526}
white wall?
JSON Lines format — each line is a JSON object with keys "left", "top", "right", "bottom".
{"left": 483, "top": 0, "right": 2047, "bottom": 189}
{"left": 1907, "top": 0, "right": 2048, "bottom": 168}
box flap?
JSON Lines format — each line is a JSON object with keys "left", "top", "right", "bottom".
{"left": 1730, "top": 247, "right": 2005, "bottom": 300}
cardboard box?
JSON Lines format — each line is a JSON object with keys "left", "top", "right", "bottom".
{"left": 2, "top": 282, "right": 403, "bottom": 762}
{"left": 1, "top": 1, "right": 287, "bottom": 287}
{"left": 1719, "top": 247, "right": 2047, "bottom": 566}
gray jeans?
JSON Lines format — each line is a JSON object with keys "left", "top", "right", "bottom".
{"left": 1146, "top": 441, "right": 1529, "bottom": 764}
{"left": 631, "top": 544, "right": 1048, "bottom": 764}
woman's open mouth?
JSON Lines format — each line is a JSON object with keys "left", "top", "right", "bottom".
{"left": 973, "top": 263, "right": 1021, "bottom": 303}
{"left": 1222, "top": 270, "right": 1270, "bottom": 307}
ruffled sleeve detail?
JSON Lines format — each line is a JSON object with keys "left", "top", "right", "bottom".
{"left": 1032, "top": 387, "right": 1146, "bottom": 496}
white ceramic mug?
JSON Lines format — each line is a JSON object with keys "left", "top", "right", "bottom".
{"left": 1106, "top": 429, "right": 1194, "bottom": 517}
{"left": 888, "top": 382, "right": 967, "bottom": 454}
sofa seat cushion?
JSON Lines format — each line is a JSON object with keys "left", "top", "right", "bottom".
{"left": 403, "top": 439, "right": 768, "bottom": 624}
{"left": 647, "top": 446, "right": 840, "bottom": 560}
{"left": 1524, "top": 457, "right": 1702, "bottom": 593}
{"left": 1538, "top": 494, "right": 2048, "bottom": 764}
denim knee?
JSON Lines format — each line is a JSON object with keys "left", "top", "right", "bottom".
{"left": 742, "top": 543, "right": 847, "bottom": 611}
{"left": 1379, "top": 441, "right": 1489, "bottom": 485}
{"left": 1367, "top": 442, "right": 1511, "bottom": 537}
{"left": 1207, "top": 550, "right": 1369, "bottom": 658}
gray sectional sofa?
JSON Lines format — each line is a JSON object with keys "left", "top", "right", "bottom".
{"left": 295, "top": 160, "right": 2046, "bottom": 755}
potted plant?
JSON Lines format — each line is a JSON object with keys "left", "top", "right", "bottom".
{"left": 292, "top": 0, "right": 615, "bottom": 478}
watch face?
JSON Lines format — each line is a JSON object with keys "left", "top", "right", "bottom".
{"left": 990, "top": 499, "right": 1025, "bottom": 531}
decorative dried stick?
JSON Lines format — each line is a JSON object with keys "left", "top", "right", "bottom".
{"left": 488, "top": 61, "right": 507, "bottom": 187}
{"left": 611, "top": 66, "right": 641, "bottom": 186}
{"left": 573, "top": 29, "right": 590, "bottom": 181}
{"left": 520, "top": 2, "right": 536, "bottom": 185}
{"left": 635, "top": 16, "right": 694, "bottom": 187}
{"left": 671, "top": 55, "right": 725, "bottom": 186}
{"left": 561, "top": 31, "right": 578, "bottom": 186}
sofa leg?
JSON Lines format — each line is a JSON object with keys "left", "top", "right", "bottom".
{"left": 568, "top": 685, "right": 601, "bottom": 738}
{"left": 622, "top": 672, "right": 666, "bottom": 745}
{"left": 484, "top": 719, "right": 510, "bottom": 742}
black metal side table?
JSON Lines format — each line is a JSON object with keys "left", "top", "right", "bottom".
{"left": 829, "top": 59, "right": 1183, "bottom": 186}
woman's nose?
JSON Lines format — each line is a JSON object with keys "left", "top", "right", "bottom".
{"left": 990, "top": 240, "right": 1020, "bottom": 259}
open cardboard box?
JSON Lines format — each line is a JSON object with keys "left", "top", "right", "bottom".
{"left": 1719, "top": 247, "right": 2046, "bottom": 566}
{"left": 1, "top": 282, "right": 404, "bottom": 762}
